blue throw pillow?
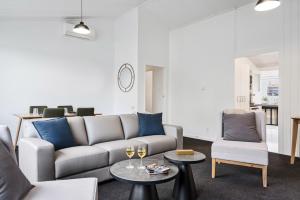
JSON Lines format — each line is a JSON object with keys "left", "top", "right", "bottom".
{"left": 137, "top": 113, "right": 165, "bottom": 136}
{"left": 33, "top": 118, "right": 75, "bottom": 150}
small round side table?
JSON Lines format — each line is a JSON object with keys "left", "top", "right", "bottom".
{"left": 164, "top": 150, "right": 206, "bottom": 200}
{"left": 110, "top": 159, "right": 179, "bottom": 200}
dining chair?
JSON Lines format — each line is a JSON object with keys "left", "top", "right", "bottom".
{"left": 76, "top": 108, "right": 95, "bottom": 116}
{"left": 42, "top": 108, "right": 65, "bottom": 118}
{"left": 29, "top": 106, "right": 48, "bottom": 115}
{"left": 57, "top": 105, "right": 74, "bottom": 113}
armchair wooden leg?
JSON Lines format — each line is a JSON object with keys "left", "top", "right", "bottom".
{"left": 212, "top": 158, "right": 216, "bottom": 178}
{"left": 262, "top": 166, "right": 267, "bottom": 188}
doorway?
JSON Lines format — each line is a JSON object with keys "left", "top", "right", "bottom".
{"left": 145, "top": 66, "right": 166, "bottom": 116}
{"left": 234, "top": 52, "right": 280, "bottom": 153}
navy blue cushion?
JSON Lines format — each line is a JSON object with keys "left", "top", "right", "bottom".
{"left": 33, "top": 118, "right": 75, "bottom": 150}
{"left": 137, "top": 113, "right": 165, "bottom": 136}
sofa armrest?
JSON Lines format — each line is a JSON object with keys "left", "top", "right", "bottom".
{"left": 163, "top": 124, "right": 183, "bottom": 149}
{"left": 19, "top": 138, "right": 55, "bottom": 182}
{"left": 25, "top": 178, "right": 98, "bottom": 200}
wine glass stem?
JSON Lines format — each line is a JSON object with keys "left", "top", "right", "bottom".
{"left": 129, "top": 158, "right": 132, "bottom": 167}
{"left": 140, "top": 158, "right": 143, "bottom": 167}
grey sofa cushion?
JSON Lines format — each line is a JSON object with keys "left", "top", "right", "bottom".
{"left": 132, "top": 135, "right": 177, "bottom": 155}
{"left": 93, "top": 139, "right": 146, "bottom": 165}
{"left": 67, "top": 117, "right": 89, "bottom": 145}
{"left": 0, "top": 142, "right": 33, "bottom": 200}
{"left": 120, "top": 114, "right": 139, "bottom": 139}
{"left": 55, "top": 146, "right": 108, "bottom": 178}
{"left": 84, "top": 115, "right": 125, "bottom": 145}
{"left": 223, "top": 112, "right": 261, "bottom": 142}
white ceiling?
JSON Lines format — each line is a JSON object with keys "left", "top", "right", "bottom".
{"left": 1, "top": 0, "right": 254, "bottom": 28}
{"left": 0, "top": 0, "right": 146, "bottom": 19}
{"left": 249, "top": 52, "right": 279, "bottom": 69}
{"left": 140, "top": 0, "right": 253, "bottom": 29}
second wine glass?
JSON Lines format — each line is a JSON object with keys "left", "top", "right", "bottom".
{"left": 137, "top": 145, "right": 147, "bottom": 169}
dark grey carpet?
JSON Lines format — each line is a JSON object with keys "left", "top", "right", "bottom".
{"left": 98, "top": 137, "right": 300, "bottom": 200}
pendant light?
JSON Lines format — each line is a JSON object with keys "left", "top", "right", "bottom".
{"left": 73, "top": 0, "right": 90, "bottom": 35}
{"left": 255, "top": 0, "right": 280, "bottom": 11}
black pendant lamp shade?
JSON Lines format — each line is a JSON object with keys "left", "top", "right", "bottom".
{"left": 73, "top": 0, "right": 90, "bottom": 35}
{"left": 74, "top": 21, "right": 90, "bottom": 35}
{"left": 255, "top": 0, "right": 280, "bottom": 11}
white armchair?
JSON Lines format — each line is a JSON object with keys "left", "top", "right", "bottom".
{"left": 0, "top": 125, "right": 98, "bottom": 200}
{"left": 211, "top": 110, "right": 268, "bottom": 188}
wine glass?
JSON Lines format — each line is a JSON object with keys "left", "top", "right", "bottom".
{"left": 126, "top": 146, "right": 135, "bottom": 169}
{"left": 137, "top": 145, "right": 147, "bottom": 169}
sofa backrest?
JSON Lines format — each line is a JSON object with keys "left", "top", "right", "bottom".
{"left": 22, "top": 117, "right": 89, "bottom": 146}
{"left": 66, "top": 117, "right": 89, "bottom": 145}
{"left": 120, "top": 114, "right": 139, "bottom": 139}
{"left": 84, "top": 115, "right": 124, "bottom": 145}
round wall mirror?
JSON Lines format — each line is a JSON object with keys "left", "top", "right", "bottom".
{"left": 118, "top": 63, "right": 135, "bottom": 92}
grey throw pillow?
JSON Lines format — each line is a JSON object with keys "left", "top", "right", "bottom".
{"left": 223, "top": 112, "right": 261, "bottom": 142}
{"left": 0, "top": 142, "right": 33, "bottom": 200}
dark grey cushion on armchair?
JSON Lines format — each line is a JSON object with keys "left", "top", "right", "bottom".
{"left": 223, "top": 112, "right": 261, "bottom": 142}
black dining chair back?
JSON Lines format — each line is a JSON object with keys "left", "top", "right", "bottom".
{"left": 29, "top": 106, "right": 48, "bottom": 115}
{"left": 77, "top": 108, "right": 95, "bottom": 116}
{"left": 43, "top": 108, "right": 65, "bottom": 118}
{"left": 57, "top": 105, "right": 74, "bottom": 113}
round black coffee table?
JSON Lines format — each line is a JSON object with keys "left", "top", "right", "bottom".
{"left": 164, "top": 150, "right": 206, "bottom": 200}
{"left": 110, "top": 159, "right": 179, "bottom": 200}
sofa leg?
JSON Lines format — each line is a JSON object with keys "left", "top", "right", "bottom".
{"left": 262, "top": 166, "right": 267, "bottom": 188}
{"left": 212, "top": 158, "right": 216, "bottom": 178}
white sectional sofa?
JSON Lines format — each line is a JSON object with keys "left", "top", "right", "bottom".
{"left": 19, "top": 114, "right": 183, "bottom": 183}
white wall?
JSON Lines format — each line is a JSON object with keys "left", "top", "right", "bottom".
{"left": 137, "top": 7, "right": 169, "bottom": 116}
{"left": 169, "top": 4, "right": 283, "bottom": 141}
{"left": 137, "top": 7, "right": 170, "bottom": 121}
{"left": 236, "top": 4, "right": 282, "bottom": 57}
{"left": 0, "top": 18, "right": 115, "bottom": 138}
{"left": 279, "top": 0, "right": 300, "bottom": 156}
{"left": 169, "top": 12, "right": 235, "bottom": 141}
{"left": 113, "top": 8, "right": 139, "bottom": 114}
{"left": 168, "top": 2, "right": 300, "bottom": 156}
{"left": 113, "top": 6, "right": 169, "bottom": 116}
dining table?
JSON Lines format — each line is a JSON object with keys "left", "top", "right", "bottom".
{"left": 13, "top": 112, "right": 102, "bottom": 149}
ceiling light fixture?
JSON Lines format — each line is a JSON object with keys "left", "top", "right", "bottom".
{"left": 255, "top": 0, "right": 280, "bottom": 11}
{"left": 73, "top": 0, "right": 90, "bottom": 35}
